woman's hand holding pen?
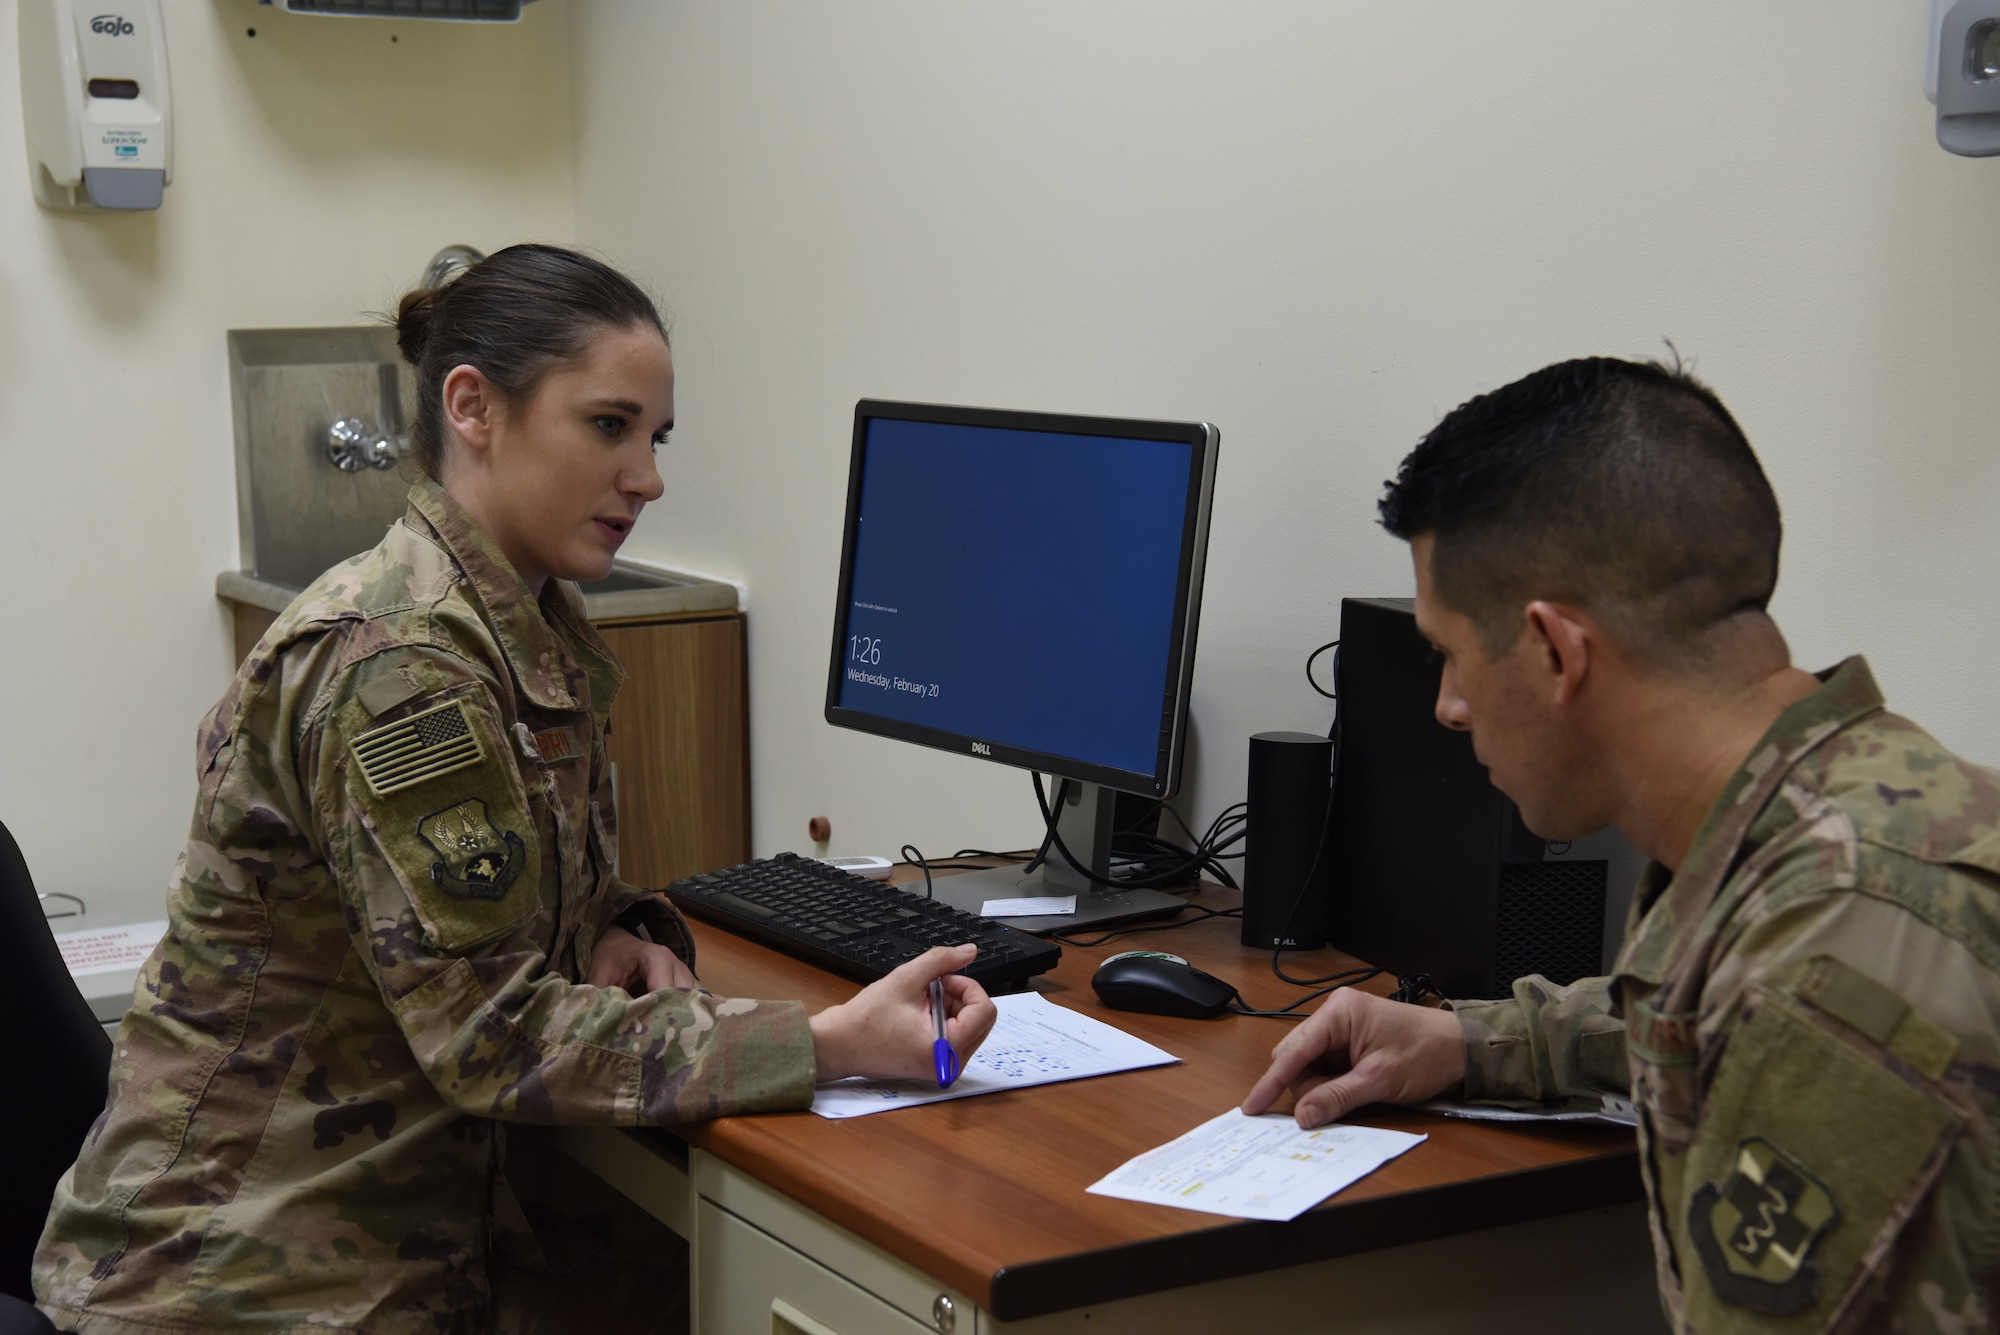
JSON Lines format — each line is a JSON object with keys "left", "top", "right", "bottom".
{"left": 809, "top": 944, "right": 998, "bottom": 1083}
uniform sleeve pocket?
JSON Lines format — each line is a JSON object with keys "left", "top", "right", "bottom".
{"left": 343, "top": 687, "right": 543, "bottom": 955}
{"left": 1679, "top": 988, "right": 1960, "bottom": 1334}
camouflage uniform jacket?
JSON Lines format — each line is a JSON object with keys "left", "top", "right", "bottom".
{"left": 35, "top": 481, "right": 817, "bottom": 1333}
{"left": 1451, "top": 658, "right": 2000, "bottom": 1333}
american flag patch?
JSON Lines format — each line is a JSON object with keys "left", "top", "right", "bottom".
{"left": 352, "top": 699, "right": 484, "bottom": 796}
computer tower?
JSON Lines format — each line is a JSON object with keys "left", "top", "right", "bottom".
{"left": 1325, "top": 597, "right": 1646, "bottom": 1000}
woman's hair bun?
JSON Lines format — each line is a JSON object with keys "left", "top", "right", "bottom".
{"left": 394, "top": 287, "right": 436, "bottom": 367}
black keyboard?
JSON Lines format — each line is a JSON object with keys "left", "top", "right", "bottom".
{"left": 663, "top": 852, "right": 1060, "bottom": 992}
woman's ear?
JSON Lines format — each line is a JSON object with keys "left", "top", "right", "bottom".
{"left": 441, "top": 364, "right": 497, "bottom": 456}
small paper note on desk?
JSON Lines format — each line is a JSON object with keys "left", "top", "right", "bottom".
{"left": 1086, "top": 1109, "right": 1427, "bottom": 1221}
{"left": 811, "top": 991, "right": 1177, "bottom": 1119}
{"left": 979, "top": 895, "right": 1077, "bottom": 917}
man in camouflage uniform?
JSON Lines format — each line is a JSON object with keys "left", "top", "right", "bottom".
{"left": 1244, "top": 358, "right": 2000, "bottom": 1332}
{"left": 33, "top": 479, "right": 958, "bottom": 1332}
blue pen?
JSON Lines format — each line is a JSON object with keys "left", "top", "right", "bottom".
{"left": 930, "top": 977, "right": 960, "bottom": 1088}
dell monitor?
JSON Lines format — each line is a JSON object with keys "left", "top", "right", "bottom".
{"left": 824, "top": 399, "right": 1219, "bottom": 932}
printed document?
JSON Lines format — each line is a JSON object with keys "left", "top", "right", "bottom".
{"left": 812, "top": 990, "right": 1177, "bottom": 1119}
{"left": 1087, "top": 1108, "right": 1427, "bottom": 1221}
{"left": 1416, "top": 1092, "right": 1638, "bottom": 1127}
{"left": 54, "top": 919, "right": 168, "bottom": 977}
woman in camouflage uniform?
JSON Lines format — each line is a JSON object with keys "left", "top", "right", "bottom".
{"left": 34, "top": 245, "right": 996, "bottom": 1333}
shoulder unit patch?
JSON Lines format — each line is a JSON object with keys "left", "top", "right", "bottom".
{"left": 417, "top": 797, "right": 527, "bottom": 900}
{"left": 1689, "top": 1136, "right": 1840, "bottom": 1315}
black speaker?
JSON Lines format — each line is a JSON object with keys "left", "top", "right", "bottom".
{"left": 1241, "top": 730, "right": 1334, "bottom": 949}
{"left": 1324, "top": 598, "right": 1646, "bottom": 999}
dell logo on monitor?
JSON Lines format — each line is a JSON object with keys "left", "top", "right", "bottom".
{"left": 970, "top": 742, "right": 992, "bottom": 756}
{"left": 91, "top": 14, "right": 135, "bottom": 34}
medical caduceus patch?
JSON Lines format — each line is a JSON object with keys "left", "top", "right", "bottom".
{"left": 417, "top": 798, "right": 526, "bottom": 901}
{"left": 1689, "top": 1137, "right": 1840, "bottom": 1315}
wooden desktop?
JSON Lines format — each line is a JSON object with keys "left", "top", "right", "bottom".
{"left": 547, "top": 874, "right": 1666, "bottom": 1334}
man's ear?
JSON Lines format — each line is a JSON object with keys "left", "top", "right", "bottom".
{"left": 1522, "top": 600, "right": 1592, "bottom": 705}
{"left": 441, "top": 364, "right": 496, "bottom": 455}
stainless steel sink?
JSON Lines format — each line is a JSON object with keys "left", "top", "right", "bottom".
{"left": 228, "top": 327, "right": 417, "bottom": 591}
{"left": 580, "top": 566, "right": 691, "bottom": 596}
{"left": 574, "top": 561, "right": 736, "bottom": 621}
{"left": 217, "top": 557, "right": 735, "bottom": 623}
{"left": 221, "top": 325, "right": 737, "bottom": 624}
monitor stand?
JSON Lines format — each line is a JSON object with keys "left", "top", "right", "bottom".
{"left": 927, "top": 783, "right": 1189, "bottom": 936}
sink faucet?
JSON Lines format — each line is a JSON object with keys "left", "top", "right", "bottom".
{"left": 325, "top": 362, "right": 411, "bottom": 472}
{"left": 326, "top": 417, "right": 399, "bottom": 471}
{"left": 423, "top": 244, "right": 485, "bottom": 291}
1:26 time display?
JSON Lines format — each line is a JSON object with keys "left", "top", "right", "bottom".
{"left": 849, "top": 635, "right": 883, "bottom": 664}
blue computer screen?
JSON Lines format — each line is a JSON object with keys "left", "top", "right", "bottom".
{"left": 836, "top": 417, "right": 1193, "bottom": 777}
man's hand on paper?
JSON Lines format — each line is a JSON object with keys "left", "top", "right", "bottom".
{"left": 810, "top": 944, "right": 998, "bottom": 1082}
{"left": 1241, "top": 989, "right": 1466, "bottom": 1128}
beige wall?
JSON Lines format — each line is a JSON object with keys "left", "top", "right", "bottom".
{"left": 8, "top": 2, "right": 1997, "bottom": 918}
{"left": 0, "top": 0, "right": 575, "bottom": 922}
{"left": 570, "top": 2, "right": 2000, "bottom": 864}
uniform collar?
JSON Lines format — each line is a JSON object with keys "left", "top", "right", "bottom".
{"left": 404, "top": 479, "right": 624, "bottom": 714}
{"left": 1672, "top": 656, "right": 1883, "bottom": 887}
{"left": 1615, "top": 656, "right": 1884, "bottom": 984}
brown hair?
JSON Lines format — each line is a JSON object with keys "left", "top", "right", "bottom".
{"left": 393, "top": 243, "right": 667, "bottom": 479}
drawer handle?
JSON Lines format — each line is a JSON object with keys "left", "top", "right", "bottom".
{"left": 770, "top": 1298, "right": 843, "bottom": 1335}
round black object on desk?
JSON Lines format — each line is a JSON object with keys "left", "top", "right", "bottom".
{"left": 1091, "top": 952, "right": 1237, "bottom": 1019}
{"left": 1242, "top": 730, "right": 1333, "bottom": 949}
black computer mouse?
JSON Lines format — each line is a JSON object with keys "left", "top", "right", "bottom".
{"left": 1091, "top": 951, "right": 1237, "bottom": 1019}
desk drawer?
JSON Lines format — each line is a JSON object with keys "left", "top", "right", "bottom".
{"left": 697, "top": 1200, "right": 937, "bottom": 1335}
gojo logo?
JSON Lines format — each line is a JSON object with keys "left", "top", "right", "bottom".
{"left": 90, "top": 15, "right": 135, "bottom": 36}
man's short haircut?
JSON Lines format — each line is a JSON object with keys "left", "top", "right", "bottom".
{"left": 1378, "top": 356, "right": 1782, "bottom": 665}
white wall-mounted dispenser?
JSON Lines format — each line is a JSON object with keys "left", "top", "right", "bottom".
{"left": 18, "top": 0, "right": 172, "bottom": 210}
{"left": 1926, "top": 0, "right": 2000, "bottom": 156}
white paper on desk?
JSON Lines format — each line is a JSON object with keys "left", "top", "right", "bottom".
{"left": 1415, "top": 1092, "right": 1638, "bottom": 1128}
{"left": 53, "top": 919, "right": 168, "bottom": 977}
{"left": 1086, "top": 1109, "right": 1427, "bottom": 1222}
{"left": 979, "top": 895, "right": 1076, "bottom": 917}
{"left": 810, "top": 991, "right": 1177, "bottom": 1119}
